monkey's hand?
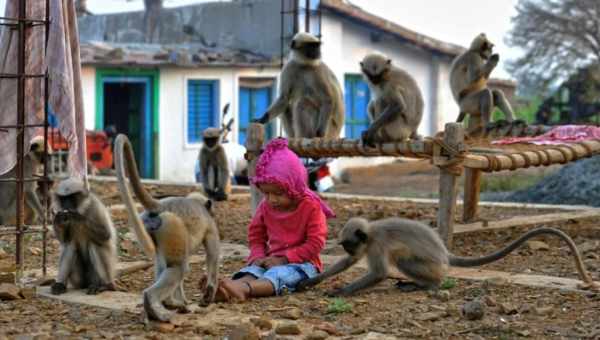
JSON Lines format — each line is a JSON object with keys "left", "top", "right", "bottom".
{"left": 361, "top": 130, "right": 377, "bottom": 148}
{"left": 296, "top": 277, "right": 320, "bottom": 291}
{"left": 215, "top": 188, "right": 228, "bottom": 201}
{"left": 51, "top": 282, "right": 67, "bottom": 295}
{"left": 490, "top": 54, "right": 499, "bottom": 65}
{"left": 251, "top": 114, "right": 269, "bottom": 125}
{"left": 53, "top": 211, "right": 83, "bottom": 227}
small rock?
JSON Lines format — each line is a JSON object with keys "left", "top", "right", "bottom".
{"left": 0, "top": 272, "right": 15, "bottom": 284}
{"left": 250, "top": 317, "right": 273, "bottom": 330}
{"left": 527, "top": 240, "right": 549, "bottom": 251}
{"left": 533, "top": 306, "right": 553, "bottom": 316}
{"left": 225, "top": 323, "right": 260, "bottom": 340}
{"left": 0, "top": 283, "right": 22, "bottom": 300}
{"left": 275, "top": 321, "right": 302, "bottom": 335}
{"left": 445, "top": 304, "right": 461, "bottom": 317}
{"left": 314, "top": 322, "right": 340, "bottom": 336}
{"left": 0, "top": 247, "right": 8, "bottom": 259}
{"left": 28, "top": 247, "right": 42, "bottom": 256}
{"left": 285, "top": 296, "right": 302, "bottom": 306}
{"left": 499, "top": 302, "right": 518, "bottom": 315}
{"left": 462, "top": 300, "right": 485, "bottom": 320}
{"left": 305, "top": 330, "right": 329, "bottom": 340}
{"left": 578, "top": 241, "right": 599, "bottom": 254}
{"left": 417, "top": 311, "right": 445, "bottom": 322}
{"left": 435, "top": 290, "right": 451, "bottom": 302}
{"left": 281, "top": 307, "right": 302, "bottom": 320}
{"left": 484, "top": 295, "right": 497, "bottom": 307}
{"left": 150, "top": 322, "right": 175, "bottom": 333}
{"left": 19, "top": 286, "right": 35, "bottom": 299}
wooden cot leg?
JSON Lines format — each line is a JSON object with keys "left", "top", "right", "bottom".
{"left": 437, "top": 123, "right": 464, "bottom": 249}
{"left": 246, "top": 123, "right": 265, "bottom": 215}
{"left": 463, "top": 168, "right": 482, "bottom": 223}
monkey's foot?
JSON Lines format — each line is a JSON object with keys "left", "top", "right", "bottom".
{"left": 143, "top": 292, "right": 174, "bottom": 322}
{"left": 50, "top": 282, "right": 67, "bottom": 295}
{"left": 164, "top": 299, "right": 191, "bottom": 313}
{"left": 577, "top": 281, "right": 600, "bottom": 291}
{"left": 510, "top": 119, "right": 527, "bottom": 129}
{"left": 199, "top": 275, "right": 234, "bottom": 303}
{"left": 395, "top": 281, "right": 425, "bottom": 293}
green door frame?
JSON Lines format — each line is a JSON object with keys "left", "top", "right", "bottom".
{"left": 95, "top": 68, "right": 160, "bottom": 178}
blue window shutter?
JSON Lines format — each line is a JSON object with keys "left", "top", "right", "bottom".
{"left": 344, "top": 75, "right": 371, "bottom": 139}
{"left": 188, "top": 80, "right": 219, "bottom": 143}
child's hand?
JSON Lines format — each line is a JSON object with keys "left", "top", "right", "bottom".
{"left": 262, "top": 256, "right": 288, "bottom": 269}
{"left": 252, "top": 258, "right": 267, "bottom": 267}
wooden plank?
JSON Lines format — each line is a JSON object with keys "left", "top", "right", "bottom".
{"left": 437, "top": 123, "right": 464, "bottom": 248}
{"left": 462, "top": 168, "right": 482, "bottom": 223}
{"left": 37, "top": 286, "right": 142, "bottom": 313}
{"left": 454, "top": 209, "right": 600, "bottom": 234}
{"left": 24, "top": 261, "right": 152, "bottom": 280}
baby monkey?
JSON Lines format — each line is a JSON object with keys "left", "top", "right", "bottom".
{"left": 298, "top": 217, "right": 598, "bottom": 296}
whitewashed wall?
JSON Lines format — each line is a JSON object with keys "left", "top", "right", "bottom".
{"left": 81, "top": 67, "right": 96, "bottom": 130}
{"left": 158, "top": 67, "right": 280, "bottom": 181}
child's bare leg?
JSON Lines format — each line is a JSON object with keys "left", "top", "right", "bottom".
{"left": 220, "top": 278, "right": 275, "bottom": 301}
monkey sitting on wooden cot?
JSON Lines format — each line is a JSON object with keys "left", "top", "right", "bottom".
{"left": 50, "top": 177, "right": 121, "bottom": 295}
{"left": 198, "top": 127, "right": 231, "bottom": 201}
{"left": 449, "top": 33, "right": 526, "bottom": 136}
{"left": 359, "top": 52, "right": 424, "bottom": 147}
{"left": 297, "top": 217, "right": 598, "bottom": 296}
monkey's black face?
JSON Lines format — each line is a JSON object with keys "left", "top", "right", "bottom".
{"left": 362, "top": 70, "right": 385, "bottom": 85}
{"left": 340, "top": 239, "right": 360, "bottom": 256}
{"left": 203, "top": 137, "right": 218, "bottom": 148}
{"left": 479, "top": 41, "right": 494, "bottom": 59}
{"left": 293, "top": 42, "right": 321, "bottom": 60}
{"left": 57, "top": 193, "right": 85, "bottom": 212}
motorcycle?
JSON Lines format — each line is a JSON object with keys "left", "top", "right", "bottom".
{"left": 304, "top": 158, "right": 335, "bottom": 193}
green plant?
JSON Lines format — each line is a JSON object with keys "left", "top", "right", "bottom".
{"left": 326, "top": 298, "right": 353, "bottom": 314}
{"left": 440, "top": 277, "right": 457, "bottom": 290}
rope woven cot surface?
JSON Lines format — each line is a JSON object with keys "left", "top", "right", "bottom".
{"left": 286, "top": 137, "right": 600, "bottom": 173}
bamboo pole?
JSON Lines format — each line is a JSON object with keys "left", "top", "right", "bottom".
{"left": 463, "top": 141, "right": 600, "bottom": 171}
{"left": 463, "top": 117, "right": 482, "bottom": 222}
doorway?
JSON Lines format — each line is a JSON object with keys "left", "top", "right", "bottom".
{"left": 97, "top": 71, "right": 157, "bottom": 178}
{"left": 238, "top": 78, "right": 275, "bottom": 145}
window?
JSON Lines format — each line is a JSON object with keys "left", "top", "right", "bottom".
{"left": 187, "top": 79, "right": 219, "bottom": 144}
{"left": 344, "top": 75, "right": 371, "bottom": 139}
{"left": 297, "top": 0, "right": 321, "bottom": 36}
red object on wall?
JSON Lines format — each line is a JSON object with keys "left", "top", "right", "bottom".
{"left": 49, "top": 129, "right": 113, "bottom": 170}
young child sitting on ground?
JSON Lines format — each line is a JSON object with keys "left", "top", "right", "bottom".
{"left": 205, "top": 138, "right": 335, "bottom": 301}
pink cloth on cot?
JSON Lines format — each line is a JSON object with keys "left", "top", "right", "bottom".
{"left": 492, "top": 125, "right": 600, "bottom": 145}
{"left": 250, "top": 138, "right": 335, "bottom": 218}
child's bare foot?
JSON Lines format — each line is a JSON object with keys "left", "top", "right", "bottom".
{"left": 199, "top": 276, "right": 248, "bottom": 302}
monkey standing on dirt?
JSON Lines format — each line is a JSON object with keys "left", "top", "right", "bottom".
{"left": 298, "top": 217, "right": 598, "bottom": 296}
{"left": 254, "top": 32, "right": 344, "bottom": 139}
{"left": 449, "top": 33, "right": 524, "bottom": 135}
{"left": 198, "top": 127, "right": 230, "bottom": 201}
{"left": 0, "top": 136, "right": 48, "bottom": 226}
{"left": 50, "top": 177, "right": 120, "bottom": 295}
{"left": 360, "top": 52, "right": 424, "bottom": 147}
{"left": 115, "top": 134, "right": 220, "bottom": 322}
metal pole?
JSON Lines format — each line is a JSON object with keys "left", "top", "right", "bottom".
{"left": 42, "top": 0, "right": 50, "bottom": 277}
{"left": 304, "top": 0, "right": 309, "bottom": 32}
{"left": 15, "top": 0, "right": 27, "bottom": 278}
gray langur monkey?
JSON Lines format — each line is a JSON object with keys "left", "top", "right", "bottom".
{"left": 360, "top": 52, "right": 424, "bottom": 147}
{"left": 198, "top": 127, "right": 230, "bottom": 201}
{"left": 254, "top": 32, "right": 344, "bottom": 139}
{"left": 0, "top": 136, "right": 48, "bottom": 226}
{"left": 449, "top": 33, "right": 525, "bottom": 135}
{"left": 298, "top": 217, "right": 598, "bottom": 296}
{"left": 50, "top": 177, "right": 119, "bottom": 295}
{"left": 115, "top": 134, "right": 220, "bottom": 322}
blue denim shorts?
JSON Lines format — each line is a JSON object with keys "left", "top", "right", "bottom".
{"left": 232, "top": 262, "right": 318, "bottom": 295}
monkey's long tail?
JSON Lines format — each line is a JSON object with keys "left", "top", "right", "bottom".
{"left": 115, "top": 134, "right": 157, "bottom": 259}
{"left": 448, "top": 227, "right": 595, "bottom": 287}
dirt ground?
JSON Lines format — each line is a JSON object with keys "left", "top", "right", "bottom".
{"left": 1, "top": 177, "right": 600, "bottom": 339}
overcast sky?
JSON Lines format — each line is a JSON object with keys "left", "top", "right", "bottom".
{"left": 0, "top": 0, "right": 520, "bottom": 78}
